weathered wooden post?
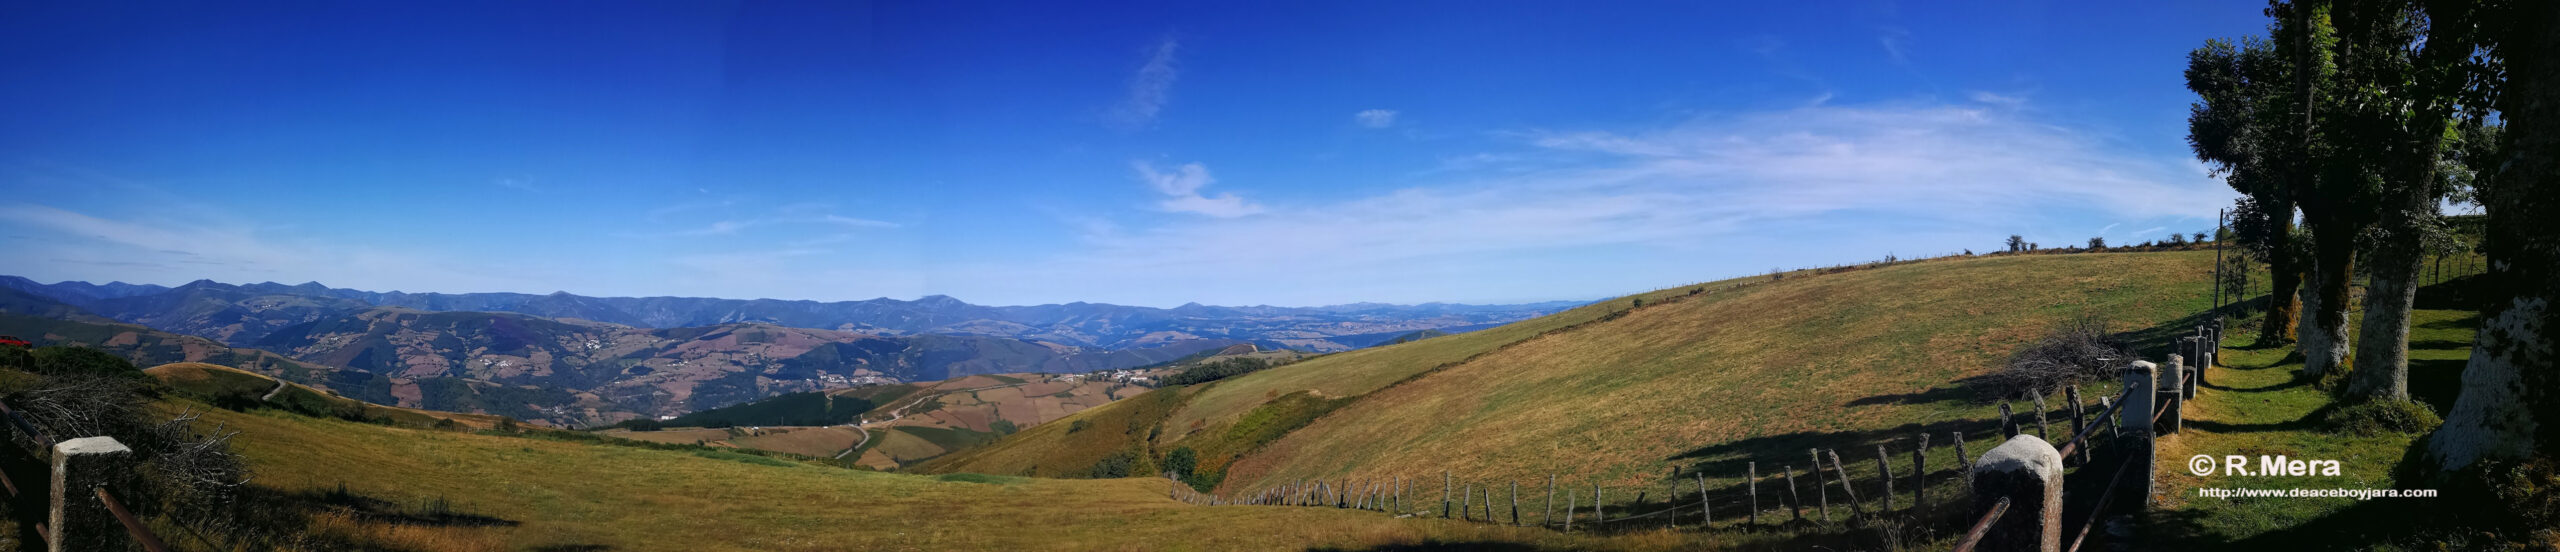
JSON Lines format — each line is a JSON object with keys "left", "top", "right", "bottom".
{"left": 1746, "top": 461, "right": 1760, "bottom": 527}
{"left": 1483, "top": 483, "right": 1494, "bottom": 521}
{"left": 51, "top": 436, "right": 137, "bottom": 552}
{"left": 1511, "top": 480, "right": 1521, "bottom": 526}
{"left": 1545, "top": 474, "right": 1556, "bottom": 527}
{"left": 2122, "top": 360, "right": 2159, "bottom": 510}
{"left": 1811, "top": 449, "right": 1832, "bottom": 522}
{"left": 1784, "top": 464, "right": 1804, "bottom": 523}
{"left": 2098, "top": 396, "right": 2119, "bottom": 441}
{"left": 1462, "top": 483, "right": 1473, "bottom": 521}
{"left": 2064, "top": 385, "right": 2090, "bottom": 466}
{"left": 1564, "top": 488, "right": 1577, "bottom": 532}
{"left": 1952, "top": 430, "right": 1973, "bottom": 483}
{"left": 1665, "top": 469, "right": 1681, "bottom": 529}
{"left": 1911, "top": 433, "right": 1929, "bottom": 510}
{"left": 1999, "top": 402, "right": 2019, "bottom": 438}
{"left": 1594, "top": 483, "right": 1605, "bottom": 528}
{"left": 1696, "top": 472, "right": 1712, "bottom": 526}
{"left": 1968, "top": 434, "right": 2065, "bottom": 552}
{"left": 1443, "top": 471, "right": 1452, "bottom": 518}
{"left": 2029, "top": 389, "right": 2053, "bottom": 441}
{"left": 1874, "top": 445, "right": 1896, "bottom": 514}
{"left": 1827, "top": 449, "right": 1866, "bottom": 517}
{"left": 2160, "top": 355, "right": 2185, "bottom": 434}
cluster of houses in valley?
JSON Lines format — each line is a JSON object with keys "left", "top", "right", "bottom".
{"left": 1060, "top": 368, "right": 1158, "bottom": 386}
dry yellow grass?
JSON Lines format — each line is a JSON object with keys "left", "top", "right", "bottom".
{"left": 1220, "top": 252, "right": 2212, "bottom": 501}
{"left": 179, "top": 400, "right": 1744, "bottom": 551}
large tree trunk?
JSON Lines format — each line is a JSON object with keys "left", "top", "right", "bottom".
{"left": 2348, "top": 207, "right": 2423, "bottom": 400}
{"left": 2426, "top": 0, "right": 2560, "bottom": 475}
{"left": 2262, "top": 212, "right": 2304, "bottom": 343}
{"left": 2301, "top": 220, "right": 2356, "bottom": 378}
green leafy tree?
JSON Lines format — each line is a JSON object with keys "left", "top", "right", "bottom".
{"left": 2087, "top": 237, "right": 2107, "bottom": 250}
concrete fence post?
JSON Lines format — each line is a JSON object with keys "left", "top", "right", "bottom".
{"left": 1968, "top": 434, "right": 2064, "bottom": 552}
{"left": 2122, "top": 360, "right": 2159, "bottom": 511}
{"left": 50, "top": 436, "right": 136, "bottom": 552}
{"left": 2160, "top": 355, "right": 2185, "bottom": 434}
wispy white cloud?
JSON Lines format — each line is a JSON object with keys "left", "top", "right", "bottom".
{"left": 1105, "top": 37, "right": 1180, "bottom": 130}
{"left": 494, "top": 176, "right": 538, "bottom": 192}
{"left": 1969, "top": 91, "right": 2026, "bottom": 107}
{"left": 1354, "top": 109, "right": 1399, "bottom": 129}
{"left": 1132, "top": 161, "right": 1263, "bottom": 218}
{"left": 1878, "top": 27, "right": 1914, "bottom": 66}
{"left": 964, "top": 101, "right": 2231, "bottom": 305}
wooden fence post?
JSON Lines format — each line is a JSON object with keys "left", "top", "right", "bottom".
{"left": 1827, "top": 449, "right": 1866, "bottom": 517}
{"left": 1545, "top": 474, "right": 1556, "bottom": 527}
{"left": 2065, "top": 385, "right": 2090, "bottom": 466}
{"left": 1747, "top": 461, "right": 1759, "bottom": 527}
{"left": 1784, "top": 464, "right": 1804, "bottom": 523}
{"left": 2029, "top": 389, "right": 2053, "bottom": 441}
{"left": 2099, "top": 395, "right": 2120, "bottom": 441}
{"left": 1665, "top": 469, "right": 1680, "bottom": 530}
{"left": 1511, "top": 480, "right": 1520, "bottom": 526}
{"left": 1594, "top": 483, "right": 1604, "bottom": 528}
{"left": 1911, "top": 433, "right": 1928, "bottom": 511}
{"left": 1696, "top": 472, "right": 1711, "bottom": 527}
{"left": 1999, "top": 402, "right": 2019, "bottom": 438}
{"left": 1811, "top": 449, "right": 1831, "bottom": 522}
{"left": 1874, "top": 444, "right": 1896, "bottom": 515}
{"left": 1462, "top": 483, "right": 1473, "bottom": 521}
{"left": 1443, "top": 471, "right": 1452, "bottom": 518}
{"left": 1564, "top": 488, "right": 1577, "bottom": 532}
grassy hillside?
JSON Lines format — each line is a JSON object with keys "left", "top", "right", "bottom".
{"left": 179, "top": 398, "right": 1713, "bottom": 551}
{"left": 928, "top": 251, "right": 2217, "bottom": 508}
{"left": 1224, "top": 251, "right": 2211, "bottom": 493}
{"left": 146, "top": 362, "right": 515, "bottom": 430}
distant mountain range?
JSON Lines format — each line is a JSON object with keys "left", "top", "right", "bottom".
{"left": 0, "top": 276, "right": 1581, "bottom": 352}
{"left": 0, "top": 276, "right": 1580, "bottom": 426}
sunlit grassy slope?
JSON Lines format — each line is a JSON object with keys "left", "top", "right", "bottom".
{"left": 185, "top": 400, "right": 1714, "bottom": 551}
{"left": 1220, "top": 251, "right": 2214, "bottom": 496}
{"left": 932, "top": 251, "right": 2219, "bottom": 513}
{"left": 146, "top": 362, "right": 514, "bottom": 429}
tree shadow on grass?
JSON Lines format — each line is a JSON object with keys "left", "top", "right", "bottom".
{"left": 2182, "top": 403, "right": 2338, "bottom": 434}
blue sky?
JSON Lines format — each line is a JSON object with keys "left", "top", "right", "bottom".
{"left": 1, "top": 1, "right": 2260, "bottom": 307}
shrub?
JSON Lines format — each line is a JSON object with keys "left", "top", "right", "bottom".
{"left": 1986, "top": 314, "right": 2128, "bottom": 398}
{"left": 2087, "top": 237, "right": 2107, "bottom": 250}
{"left": 1090, "top": 449, "right": 1138, "bottom": 478}
{"left": 2323, "top": 400, "right": 2442, "bottom": 436}
{"left": 1163, "top": 357, "right": 1275, "bottom": 386}
{"left": 31, "top": 346, "right": 141, "bottom": 378}
{"left": 1068, "top": 419, "right": 1092, "bottom": 433}
{"left": 1162, "top": 447, "right": 1197, "bottom": 480}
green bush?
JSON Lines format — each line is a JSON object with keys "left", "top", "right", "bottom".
{"left": 1090, "top": 449, "right": 1138, "bottom": 478}
{"left": 2323, "top": 399, "right": 2442, "bottom": 436}
{"left": 31, "top": 346, "right": 139, "bottom": 377}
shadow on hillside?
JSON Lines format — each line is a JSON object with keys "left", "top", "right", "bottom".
{"left": 294, "top": 484, "right": 521, "bottom": 527}
{"left": 1307, "top": 541, "right": 1551, "bottom": 552}
{"left": 1842, "top": 385, "right": 1974, "bottom": 407}
{"left": 2413, "top": 275, "right": 2486, "bottom": 311}
{"left": 532, "top": 546, "right": 616, "bottom": 552}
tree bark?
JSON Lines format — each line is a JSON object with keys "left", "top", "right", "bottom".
{"left": 2300, "top": 224, "right": 2355, "bottom": 378}
{"left": 2427, "top": 0, "right": 2560, "bottom": 477}
{"left": 2348, "top": 189, "right": 2427, "bottom": 401}
{"left": 2263, "top": 209, "right": 2306, "bottom": 343}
